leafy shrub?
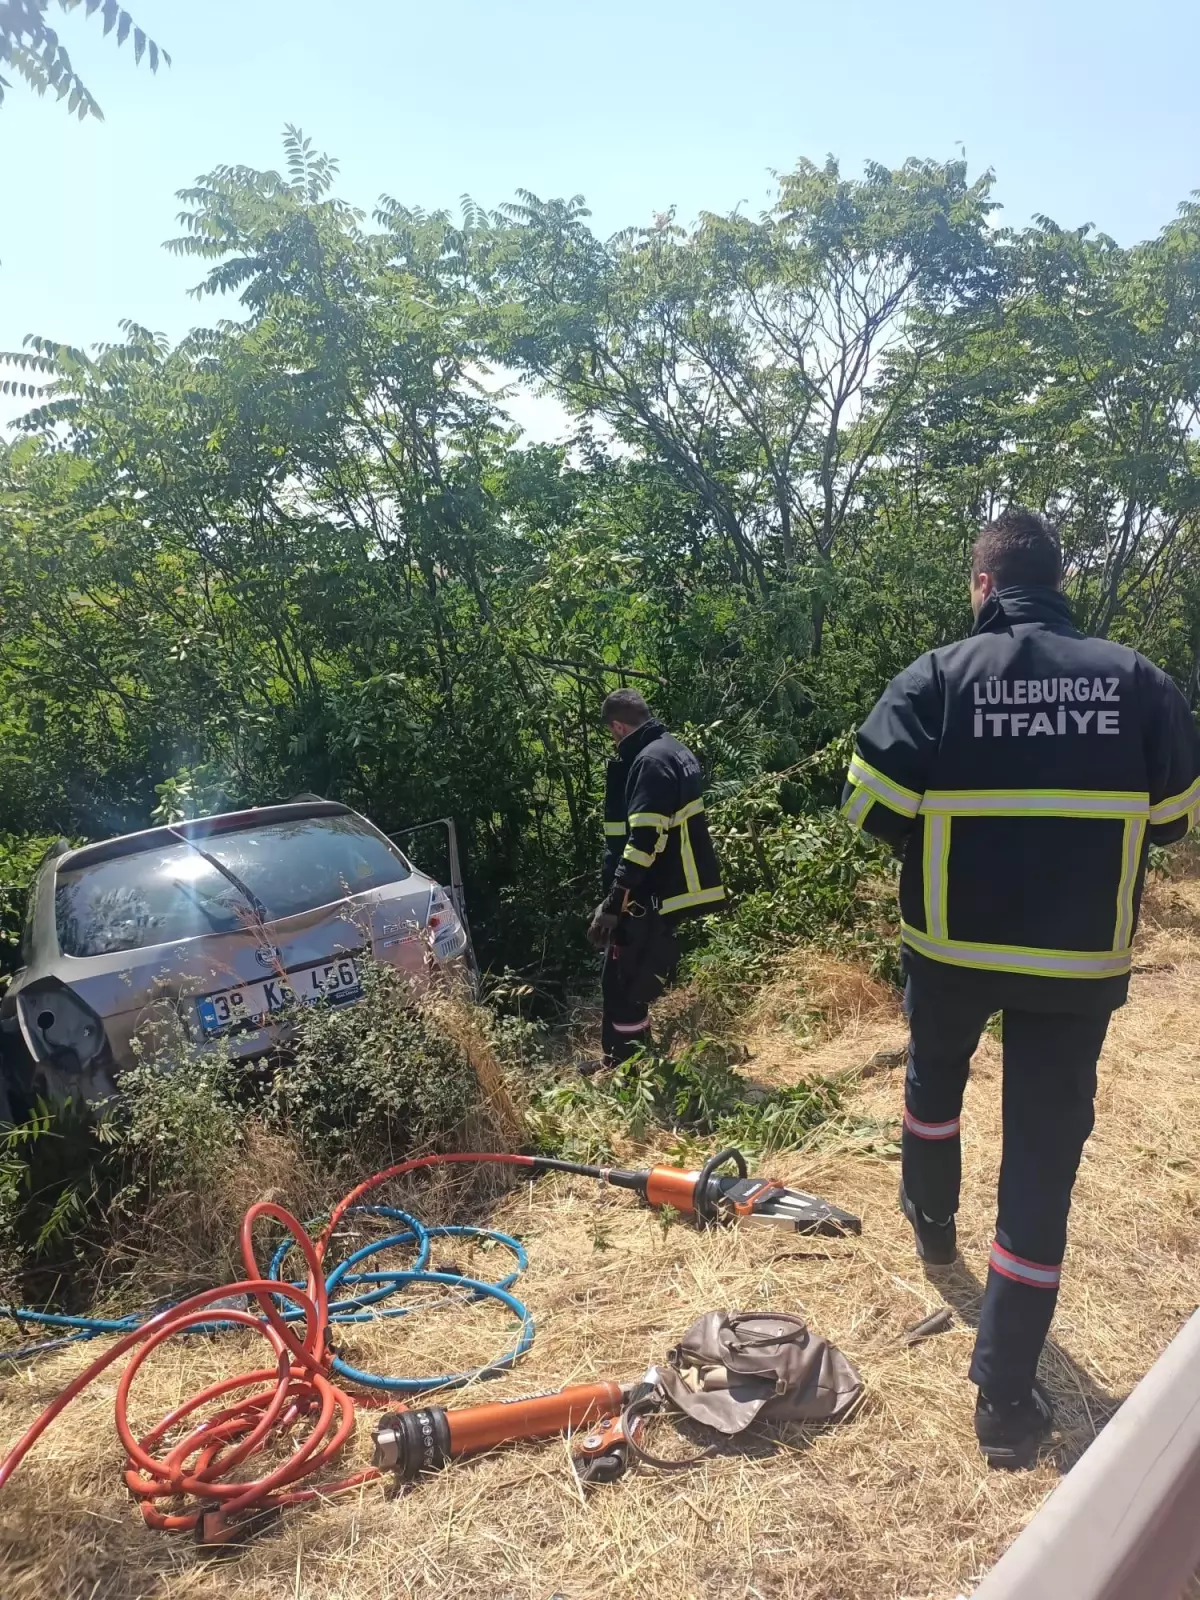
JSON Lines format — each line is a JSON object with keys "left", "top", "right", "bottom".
{"left": 0, "top": 832, "right": 66, "bottom": 979}
{"left": 100, "top": 1036, "right": 243, "bottom": 1195}
{"left": 0, "top": 1098, "right": 128, "bottom": 1300}
{"left": 524, "top": 1079, "right": 620, "bottom": 1165}
{"left": 684, "top": 738, "right": 901, "bottom": 1008}
{"left": 0, "top": 963, "right": 510, "bottom": 1297}
{"left": 268, "top": 963, "right": 487, "bottom": 1163}
{"left": 716, "top": 1079, "right": 844, "bottom": 1156}
{"left": 526, "top": 1036, "right": 842, "bottom": 1163}
{"left": 0, "top": 1033, "right": 243, "bottom": 1296}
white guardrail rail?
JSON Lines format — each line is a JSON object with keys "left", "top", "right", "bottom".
{"left": 969, "top": 1307, "right": 1200, "bottom": 1600}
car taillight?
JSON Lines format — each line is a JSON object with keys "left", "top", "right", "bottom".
{"left": 17, "top": 979, "right": 108, "bottom": 1068}
{"left": 427, "top": 888, "right": 454, "bottom": 929}
{"left": 427, "top": 889, "right": 467, "bottom": 960}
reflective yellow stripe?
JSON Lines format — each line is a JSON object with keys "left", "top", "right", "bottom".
{"left": 628, "top": 811, "right": 670, "bottom": 831}
{"left": 923, "top": 814, "right": 950, "bottom": 940}
{"left": 1149, "top": 776, "right": 1200, "bottom": 825}
{"left": 901, "top": 921, "right": 1132, "bottom": 979}
{"left": 679, "top": 810, "right": 701, "bottom": 895}
{"left": 1114, "top": 817, "right": 1146, "bottom": 950}
{"left": 841, "top": 785, "right": 875, "bottom": 829}
{"left": 622, "top": 844, "right": 656, "bottom": 868}
{"left": 671, "top": 798, "right": 704, "bottom": 825}
{"left": 661, "top": 885, "right": 726, "bottom": 914}
{"left": 603, "top": 821, "right": 627, "bottom": 837}
{"left": 922, "top": 789, "right": 1148, "bottom": 818}
{"left": 848, "top": 754, "right": 921, "bottom": 818}
{"left": 623, "top": 800, "right": 705, "bottom": 833}
{"left": 925, "top": 787, "right": 1148, "bottom": 800}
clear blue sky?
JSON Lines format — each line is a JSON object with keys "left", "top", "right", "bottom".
{"left": 2, "top": 0, "right": 1198, "bottom": 401}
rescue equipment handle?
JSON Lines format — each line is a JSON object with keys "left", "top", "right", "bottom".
{"left": 694, "top": 1147, "right": 748, "bottom": 1224}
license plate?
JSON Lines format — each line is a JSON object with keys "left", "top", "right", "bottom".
{"left": 196, "top": 956, "right": 363, "bottom": 1036}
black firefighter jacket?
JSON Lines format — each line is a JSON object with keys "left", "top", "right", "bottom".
{"left": 602, "top": 721, "right": 725, "bottom": 918}
{"left": 841, "top": 587, "right": 1200, "bottom": 1012}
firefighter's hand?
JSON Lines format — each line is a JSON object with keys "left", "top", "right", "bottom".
{"left": 587, "top": 906, "right": 620, "bottom": 948}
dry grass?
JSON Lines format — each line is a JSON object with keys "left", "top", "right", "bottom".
{"left": 425, "top": 994, "right": 527, "bottom": 1146}
{"left": 740, "top": 951, "right": 902, "bottom": 1092}
{"left": 4, "top": 883, "right": 1200, "bottom": 1599}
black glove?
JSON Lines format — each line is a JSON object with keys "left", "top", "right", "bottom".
{"left": 587, "top": 904, "right": 621, "bottom": 948}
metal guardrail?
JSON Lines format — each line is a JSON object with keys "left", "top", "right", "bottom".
{"left": 971, "top": 1307, "right": 1200, "bottom": 1600}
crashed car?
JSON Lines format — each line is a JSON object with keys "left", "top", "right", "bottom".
{"left": 0, "top": 799, "right": 473, "bottom": 1119}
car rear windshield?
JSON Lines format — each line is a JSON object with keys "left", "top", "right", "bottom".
{"left": 55, "top": 815, "right": 413, "bottom": 958}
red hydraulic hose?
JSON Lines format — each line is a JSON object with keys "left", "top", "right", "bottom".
{"left": 0, "top": 1153, "right": 539, "bottom": 1537}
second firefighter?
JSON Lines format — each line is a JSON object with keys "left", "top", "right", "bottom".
{"left": 584, "top": 690, "right": 725, "bottom": 1074}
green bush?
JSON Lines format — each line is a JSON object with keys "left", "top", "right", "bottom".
{"left": 524, "top": 1079, "right": 620, "bottom": 1166}
{"left": 0, "top": 964, "right": 505, "bottom": 1297}
{"left": 526, "top": 1036, "right": 843, "bottom": 1163}
{"left": 0, "top": 1098, "right": 129, "bottom": 1300}
{"left": 0, "top": 832, "right": 67, "bottom": 979}
{"left": 0, "top": 1033, "right": 243, "bottom": 1297}
{"left": 268, "top": 964, "right": 485, "bottom": 1164}
{"left": 99, "top": 1036, "right": 244, "bottom": 1195}
{"left": 682, "top": 739, "right": 900, "bottom": 1007}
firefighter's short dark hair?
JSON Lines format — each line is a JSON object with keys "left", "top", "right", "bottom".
{"left": 972, "top": 507, "right": 1062, "bottom": 590}
{"left": 602, "top": 688, "right": 652, "bottom": 727}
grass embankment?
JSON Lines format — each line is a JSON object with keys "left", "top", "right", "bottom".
{"left": 3, "top": 873, "right": 1200, "bottom": 1598}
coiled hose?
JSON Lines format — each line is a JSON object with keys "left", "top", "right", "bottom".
{"left": 0, "top": 1151, "right": 542, "bottom": 1535}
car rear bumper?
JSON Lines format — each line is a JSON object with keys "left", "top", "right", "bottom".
{"left": 8, "top": 937, "right": 470, "bottom": 1098}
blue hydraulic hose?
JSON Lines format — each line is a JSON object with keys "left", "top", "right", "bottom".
{"left": 328, "top": 1269, "right": 536, "bottom": 1393}
{"left": 0, "top": 1308, "right": 141, "bottom": 1334}
{"left": 1, "top": 1203, "right": 535, "bottom": 1391}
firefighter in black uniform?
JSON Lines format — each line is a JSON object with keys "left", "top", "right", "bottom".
{"left": 842, "top": 508, "right": 1200, "bottom": 1467}
{"left": 583, "top": 690, "right": 725, "bottom": 1074}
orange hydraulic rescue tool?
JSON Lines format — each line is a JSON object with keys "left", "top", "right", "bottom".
{"left": 372, "top": 1374, "right": 666, "bottom": 1484}
{"left": 530, "top": 1146, "right": 862, "bottom": 1235}
{"left": 372, "top": 1381, "right": 626, "bottom": 1480}
{"left": 370, "top": 1151, "right": 858, "bottom": 1483}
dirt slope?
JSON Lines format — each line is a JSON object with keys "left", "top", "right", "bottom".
{"left": 3, "top": 876, "right": 1199, "bottom": 1600}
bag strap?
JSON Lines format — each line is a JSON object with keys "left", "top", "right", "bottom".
{"left": 619, "top": 1387, "right": 715, "bottom": 1473}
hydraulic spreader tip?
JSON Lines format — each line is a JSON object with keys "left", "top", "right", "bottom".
{"left": 532, "top": 1146, "right": 861, "bottom": 1236}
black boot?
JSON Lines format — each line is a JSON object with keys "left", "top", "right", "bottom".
{"left": 898, "top": 1182, "right": 957, "bottom": 1266}
{"left": 974, "top": 1384, "right": 1054, "bottom": 1469}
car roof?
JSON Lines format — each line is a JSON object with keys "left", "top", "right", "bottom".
{"left": 56, "top": 801, "right": 358, "bottom": 874}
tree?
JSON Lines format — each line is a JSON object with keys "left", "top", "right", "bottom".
{"left": 2, "top": 139, "right": 1198, "bottom": 984}
{"left": 0, "top": 0, "right": 167, "bottom": 120}
{"left": 885, "top": 211, "right": 1200, "bottom": 655}
{"left": 487, "top": 159, "right": 997, "bottom": 650}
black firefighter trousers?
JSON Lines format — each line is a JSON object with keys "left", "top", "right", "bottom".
{"left": 601, "top": 904, "right": 680, "bottom": 1066}
{"left": 902, "top": 971, "right": 1111, "bottom": 1403}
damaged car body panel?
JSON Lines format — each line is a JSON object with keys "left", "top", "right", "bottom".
{"left": 0, "top": 801, "right": 473, "bottom": 1110}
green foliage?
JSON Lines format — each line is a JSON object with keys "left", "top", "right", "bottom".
{"left": 0, "top": 0, "right": 168, "bottom": 120}
{"left": 0, "top": 966, "right": 506, "bottom": 1292}
{"left": 684, "top": 755, "right": 900, "bottom": 1008}
{"left": 150, "top": 765, "right": 231, "bottom": 825}
{"left": 267, "top": 965, "right": 482, "bottom": 1164}
{"left": 0, "top": 831, "right": 61, "bottom": 977}
{"left": 0, "top": 1103, "right": 57, "bottom": 1256}
{"left": 0, "top": 1041, "right": 245, "bottom": 1288}
{"left": 0, "top": 1097, "right": 124, "bottom": 1290}
{"left": 100, "top": 1037, "right": 243, "bottom": 1194}
{"left": 526, "top": 1036, "right": 842, "bottom": 1163}
{"left": 1, "top": 136, "right": 1198, "bottom": 1005}
{"left": 524, "top": 1079, "right": 618, "bottom": 1165}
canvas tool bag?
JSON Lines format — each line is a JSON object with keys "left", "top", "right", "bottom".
{"left": 654, "top": 1309, "right": 863, "bottom": 1436}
